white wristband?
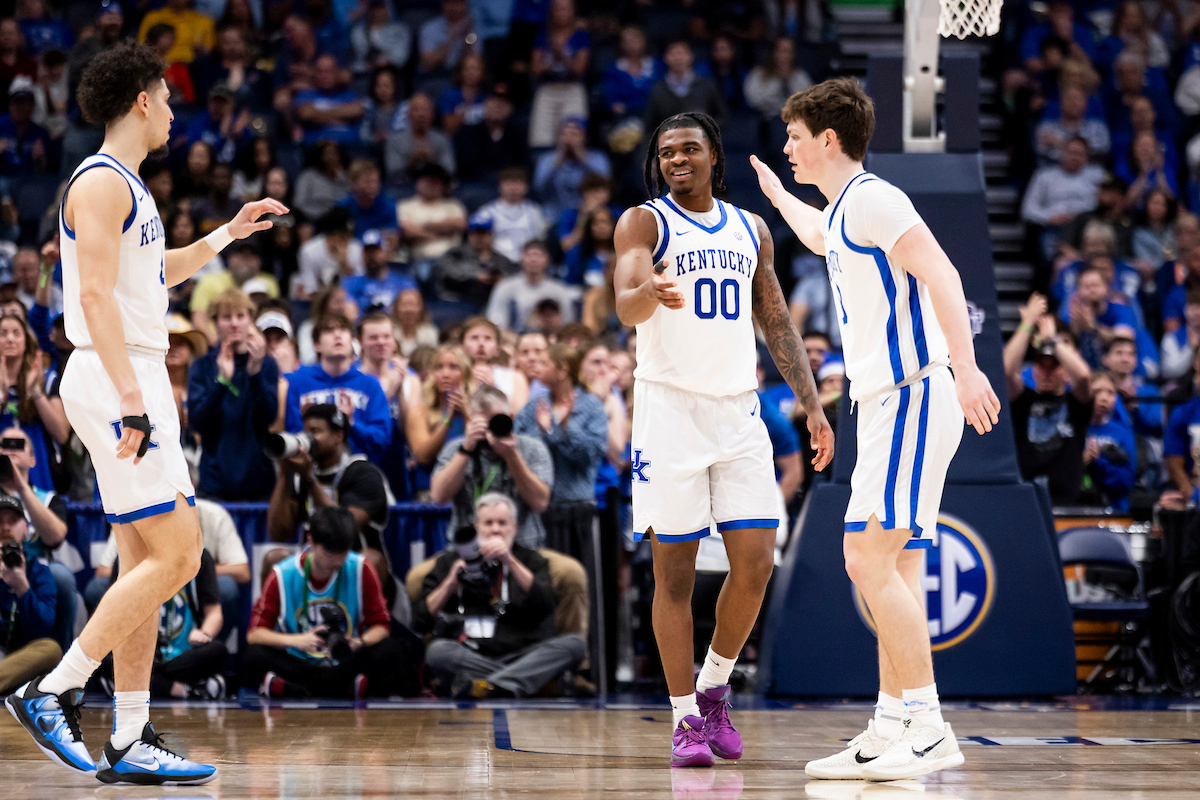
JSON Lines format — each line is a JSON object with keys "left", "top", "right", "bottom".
{"left": 204, "top": 224, "right": 235, "bottom": 254}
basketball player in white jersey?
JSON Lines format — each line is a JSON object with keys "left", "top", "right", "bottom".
{"left": 5, "top": 41, "right": 285, "bottom": 785}
{"left": 614, "top": 111, "right": 835, "bottom": 767}
{"left": 750, "top": 78, "right": 1002, "bottom": 780}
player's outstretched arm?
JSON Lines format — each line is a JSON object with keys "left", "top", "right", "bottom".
{"left": 163, "top": 198, "right": 289, "bottom": 287}
{"left": 70, "top": 168, "right": 147, "bottom": 463}
{"left": 890, "top": 225, "right": 1002, "bottom": 435}
{"left": 613, "top": 206, "right": 684, "bottom": 327}
{"left": 750, "top": 214, "right": 834, "bottom": 471}
{"left": 749, "top": 155, "right": 825, "bottom": 255}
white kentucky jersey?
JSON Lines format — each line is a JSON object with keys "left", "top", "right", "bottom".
{"left": 633, "top": 196, "right": 760, "bottom": 396}
{"left": 821, "top": 172, "right": 950, "bottom": 403}
{"left": 59, "top": 152, "right": 170, "bottom": 353}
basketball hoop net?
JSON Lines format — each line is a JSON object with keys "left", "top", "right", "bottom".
{"left": 938, "top": 0, "right": 1003, "bottom": 40}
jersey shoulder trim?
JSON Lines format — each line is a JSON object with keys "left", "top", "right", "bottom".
{"left": 824, "top": 172, "right": 876, "bottom": 233}
{"left": 60, "top": 160, "right": 137, "bottom": 240}
{"left": 639, "top": 200, "right": 670, "bottom": 263}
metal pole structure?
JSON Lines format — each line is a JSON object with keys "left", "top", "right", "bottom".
{"left": 904, "top": 0, "right": 946, "bottom": 153}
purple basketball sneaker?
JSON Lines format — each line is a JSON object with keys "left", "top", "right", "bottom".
{"left": 696, "top": 685, "right": 743, "bottom": 760}
{"left": 672, "top": 715, "right": 715, "bottom": 767}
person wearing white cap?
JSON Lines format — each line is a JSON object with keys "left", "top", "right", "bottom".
{"left": 189, "top": 244, "right": 279, "bottom": 343}
{"left": 256, "top": 306, "right": 299, "bottom": 375}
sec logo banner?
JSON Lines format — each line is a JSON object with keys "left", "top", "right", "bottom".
{"left": 854, "top": 514, "right": 996, "bottom": 651}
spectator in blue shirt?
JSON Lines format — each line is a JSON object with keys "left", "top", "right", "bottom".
{"left": 336, "top": 159, "right": 396, "bottom": 239}
{"left": 0, "top": 493, "right": 61, "bottom": 693}
{"left": 188, "top": 289, "right": 281, "bottom": 501}
{"left": 419, "top": 0, "right": 477, "bottom": 76}
{"left": 17, "top": 0, "right": 73, "bottom": 56}
{"left": 601, "top": 25, "right": 661, "bottom": 122}
{"left": 1103, "top": 336, "right": 1162, "bottom": 437}
{"left": 0, "top": 79, "right": 50, "bottom": 177}
{"left": 758, "top": 378, "right": 802, "bottom": 507}
{"left": 438, "top": 51, "right": 488, "bottom": 136}
{"left": 1062, "top": 264, "right": 1141, "bottom": 367}
{"left": 1020, "top": 0, "right": 1097, "bottom": 70}
{"left": 183, "top": 82, "right": 251, "bottom": 164}
{"left": 294, "top": 53, "right": 366, "bottom": 146}
{"left": 1105, "top": 51, "right": 1177, "bottom": 138}
{"left": 1165, "top": 351, "right": 1200, "bottom": 504}
{"left": 286, "top": 314, "right": 392, "bottom": 465}
{"left": 341, "top": 229, "right": 416, "bottom": 315}
{"left": 1083, "top": 372, "right": 1136, "bottom": 511}
{"left": 533, "top": 117, "right": 611, "bottom": 224}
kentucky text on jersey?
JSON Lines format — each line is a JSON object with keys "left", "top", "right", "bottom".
{"left": 298, "top": 388, "right": 371, "bottom": 411}
{"left": 140, "top": 216, "right": 165, "bottom": 247}
{"left": 672, "top": 248, "right": 755, "bottom": 277}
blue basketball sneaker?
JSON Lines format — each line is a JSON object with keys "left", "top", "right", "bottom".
{"left": 4, "top": 676, "right": 96, "bottom": 773}
{"left": 95, "top": 722, "right": 217, "bottom": 786}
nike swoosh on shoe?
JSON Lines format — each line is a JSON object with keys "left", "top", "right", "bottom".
{"left": 913, "top": 738, "right": 944, "bottom": 757}
{"left": 854, "top": 751, "right": 879, "bottom": 764}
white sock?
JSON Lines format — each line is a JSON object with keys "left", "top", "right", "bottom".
{"left": 38, "top": 642, "right": 101, "bottom": 695}
{"left": 695, "top": 647, "right": 737, "bottom": 692}
{"left": 111, "top": 691, "right": 150, "bottom": 750}
{"left": 670, "top": 693, "right": 701, "bottom": 727}
{"left": 903, "top": 683, "right": 945, "bottom": 730}
{"left": 873, "top": 691, "right": 907, "bottom": 739}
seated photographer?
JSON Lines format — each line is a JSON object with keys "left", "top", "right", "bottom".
{"left": 430, "top": 385, "right": 553, "bottom": 550}
{"left": 0, "top": 427, "right": 78, "bottom": 645}
{"left": 264, "top": 404, "right": 393, "bottom": 595}
{"left": 0, "top": 493, "right": 62, "bottom": 694}
{"left": 94, "top": 550, "right": 228, "bottom": 699}
{"left": 415, "top": 493, "right": 586, "bottom": 699}
{"left": 245, "top": 507, "right": 418, "bottom": 699}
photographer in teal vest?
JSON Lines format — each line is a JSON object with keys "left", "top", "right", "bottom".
{"left": 244, "top": 506, "right": 418, "bottom": 698}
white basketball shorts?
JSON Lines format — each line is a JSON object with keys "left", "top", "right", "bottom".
{"left": 631, "top": 380, "right": 779, "bottom": 542}
{"left": 60, "top": 348, "right": 195, "bottom": 523}
{"left": 845, "top": 366, "right": 963, "bottom": 548}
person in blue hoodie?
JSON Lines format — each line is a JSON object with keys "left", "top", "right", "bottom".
{"left": 188, "top": 289, "right": 281, "bottom": 501}
{"left": 1083, "top": 372, "right": 1136, "bottom": 512}
{"left": 285, "top": 313, "right": 392, "bottom": 466}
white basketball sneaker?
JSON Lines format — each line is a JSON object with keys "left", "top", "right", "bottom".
{"left": 805, "top": 720, "right": 896, "bottom": 779}
{"left": 860, "top": 719, "right": 963, "bottom": 781}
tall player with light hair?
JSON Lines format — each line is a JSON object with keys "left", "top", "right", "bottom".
{"left": 615, "top": 111, "right": 834, "bottom": 767}
{"left": 750, "top": 78, "right": 1001, "bottom": 780}
{"left": 5, "top": 41, "right": 285, "bottom": 785}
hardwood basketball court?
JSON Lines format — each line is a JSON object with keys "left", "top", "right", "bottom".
{"left": 3, "top": 696, "right": 1199, "bottom": 798}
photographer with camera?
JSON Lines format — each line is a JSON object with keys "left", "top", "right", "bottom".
{"left": 187, "top": 288, "right": 281, "bottom": 501}
{"left": 246, "top": 506, "right": 418, "bottom": 699}
{"left": 430, "top": 386, "right": 553, "bottom": 549}
{"left": 416, "top": 493, "right": 586, "bottom": 698}
{"left": 0, "top": 493, "right": 63, "bottom": 694}
{"left": 264, "top": 404, "right": 393, "bottom": 599}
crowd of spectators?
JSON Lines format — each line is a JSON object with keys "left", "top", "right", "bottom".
{"left": 999, "top": 0, "right": 1200, "bottom": 514}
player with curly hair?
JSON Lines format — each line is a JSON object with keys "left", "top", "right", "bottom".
{"left": 4, "top": 40, "right": 286, "bottom": 786}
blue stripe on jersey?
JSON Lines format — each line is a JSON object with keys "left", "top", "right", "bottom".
{"left": 60, "top": 162, "right": 137, "bottom": 238}
{"left": 661, "top": 195, "right": 727, "bottom": 234}
{"left": 909, "top": 376, "right": 931, "bottom": 536}
{"left": 825, "top": 172, "right": 870, "bottom": 232}
{"left": 643, "top": 202, "right": 671, "bottom": 263}
{"left": 731, "top": 203, "right": 759, "bottom": 251}
{"left": 904, "top": 538, "right": 934, "bottom": 549}
{"left": 884, "top": 384, "right": 911, "bottom": 527}
{"left": 841, "top": 218, "right": 905, "bottom": 384}
{"left": 907, "top": 275, "right": 930, "bottom": 369}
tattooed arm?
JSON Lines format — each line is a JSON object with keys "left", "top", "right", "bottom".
{"left": 751, "top": 214, "right": 835, "bottom": 471}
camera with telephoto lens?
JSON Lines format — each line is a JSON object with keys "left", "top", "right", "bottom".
{"left": 453, "top": 524, "right": 499, "bottom": 586}
{"left": 0, "top": 455, "right": 13, "bottom": 483}
{"left": 315, "top": 605, "right": 352, "bottom": 663}
{"left": 1, "top": 542, "right": 23, "bottom": 569}
{"left": 487, "top": 413, "right": 513, "bottom": 439}
{"left": 264, "top": 431, "right": 315, "bottom": 460}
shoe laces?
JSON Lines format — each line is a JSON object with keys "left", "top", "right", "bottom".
{"left": 141, "top": 730, "right": 190, "bottom": 765}
{"left": 677, "top": 720, "right": 707, "bottom": 748}
{"left": 58, "top": 690, "right": 86, "bottom": 743}
{"left": 703, "top": 694, "right": 735, "bottom": 734}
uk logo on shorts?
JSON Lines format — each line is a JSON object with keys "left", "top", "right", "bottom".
{"left": 854, "top": 514, "right": 996, "bottom": 651}
{"left": 631, "top": 449, "right": 651, "bottom": 482}
{"left": 109, "top": 419, "right": 159, "bottom": 451}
